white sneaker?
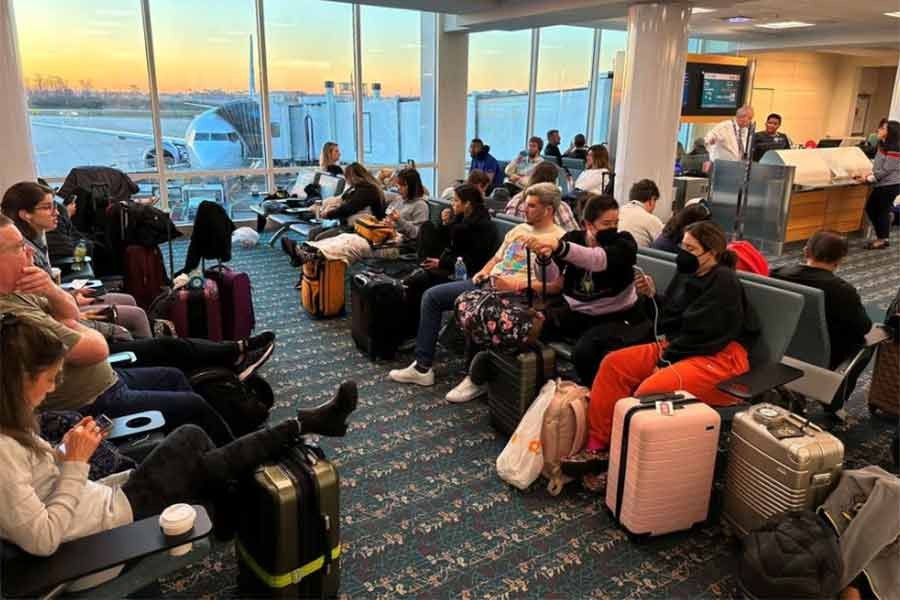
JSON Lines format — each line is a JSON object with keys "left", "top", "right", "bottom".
{"left": 446, "top": 376, "right": 486, "bottom": 403}
{"left": 389, "top": 361, "right": 434, "bottom": 386}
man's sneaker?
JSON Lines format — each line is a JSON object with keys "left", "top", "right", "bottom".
{"left": 236, "top": 339, "right": 275, "bottom": 381}
{"left": 243, "top": 331, "right": 275, "bottom": 353}
{"left": 446, "top": 376, "right": 486, "bottom": 403}
{"left": 389, "top": 362, "right": 434, "bottom": 386}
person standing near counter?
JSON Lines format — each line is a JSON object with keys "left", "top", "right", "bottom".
{"left": 704, "top": 106, "right": 754, "bottom": 164}
{"left": 751, "top": 113, "right": 792, "bottom": 160}
{"left": 858, "top": 120, "right": 900, "bottom": 250}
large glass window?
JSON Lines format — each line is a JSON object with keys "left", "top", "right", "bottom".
{"left": 162, "top": 173, "right": 267, "bottom": 223}
{"left": 150, "top": 0, "right": 263, "bottom": 172}
{"left": 360, "top": 6, "right": 434, "bottom": 165}
{"left": 15, "top": 0, "right": 154, "bottom": 178}
{"left": 263, "top": 0, "right": 356, "bottom": 168}
{"left": 466, "top": 30, "right": 531, "bottom": 162}
{"left": 533, "top": 26, "right": 593, "bottom": 151}
{"left": 591, "top": 29, "right": 627, "bottom": 144}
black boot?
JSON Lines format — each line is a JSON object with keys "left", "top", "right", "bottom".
{"left": 296, "top": 381, "right": 358, "bottom": 437}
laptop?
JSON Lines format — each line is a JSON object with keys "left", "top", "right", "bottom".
{"left": 315, "top": 172, "right": 346, "bottom": 198}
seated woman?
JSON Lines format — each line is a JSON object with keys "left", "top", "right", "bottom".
{"left": 297, "top": 162, "right": 386, "bottom": 244}
{"left": 651, "top": 202, "right": 710, "bottom": 253}
{"left": 564, "top": 221, "right": 759, "bottom": 490}
{"left": 524, "top": 194, "right": 651, "bottom": 385}
{"left": 319, "top": 141, "right": 344, "bottom": 177}
{"left": 504, "top": 162, "right": 579, "bottom": 231}
{"left": 2, "top": 181, "right": 151, "bottom": 339}
{"left": 283, "top": 168, "right": 428, "bottom": 265}
{"left": 439, "top": 169, "right": 490, "bottom": 202}
{"left": 572, "top": 144, "right": 611, "bottom": 195}
{"left": 0, "top": 316, "right": 358, "bottom": 558}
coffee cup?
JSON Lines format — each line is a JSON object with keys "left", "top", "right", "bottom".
{"left": 159, "top": 503, "right": 196, "bottom": 556}
{"left": 50, "top": 267, "right": 62, "bottom": 285}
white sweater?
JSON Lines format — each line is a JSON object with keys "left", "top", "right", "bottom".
{"left": 574, "top": 168, "right": 610, "bottom": 194}
{"left": 618, "top": 201, "right": 664, "bottom": 248}
{"left": 0, "top": 434, "right": 132, "bottom": 556}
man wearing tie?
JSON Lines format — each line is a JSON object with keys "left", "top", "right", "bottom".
{"left": 704, "top": 105, "right": 754, "bottom": 164}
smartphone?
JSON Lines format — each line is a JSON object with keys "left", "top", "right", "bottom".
{"left": 95, "top": 414, "right": 114, "bottom": 434}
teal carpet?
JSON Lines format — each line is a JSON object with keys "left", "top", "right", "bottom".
{"left": 148, "top": 228, "right": 899, "bottom": 599}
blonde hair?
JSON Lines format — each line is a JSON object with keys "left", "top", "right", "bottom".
{"left": 319, "top": 142, "right": 339, "bottom": 169}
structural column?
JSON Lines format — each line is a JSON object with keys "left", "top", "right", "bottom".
{"left": 434, "top": 14, "right": 469, "bottom": 192}
{"left": 613, "top": 3, "right": 691, "bottom": 213}
{"left": 0, "top": 0, "right": 36, "bottom": 190}
{"left": 890, "top": 61, "right": 900, "bottom": 122}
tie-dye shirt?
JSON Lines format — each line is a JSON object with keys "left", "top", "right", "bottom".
{"left": 489, "top": 222, "right": 565, "bottom": 285}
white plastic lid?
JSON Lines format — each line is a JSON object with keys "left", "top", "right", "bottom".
{"left": 159, "top": 503, "right": 196, "bottom": 529}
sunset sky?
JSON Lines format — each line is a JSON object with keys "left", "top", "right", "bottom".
{"left": 15, "top": 0, "right": 615, "bottom": 96}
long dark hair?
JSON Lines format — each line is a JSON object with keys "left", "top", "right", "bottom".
{"left": 0, "top": 316, "right": 67, "bottom": 455}
{"left": 880, "top": 120, "right": 900, "bottom": 152}
{"left": 662, "top": 203, "right": 711, "bottom": 242}
{"left": 396, "top": 168, "right": 424, "bottom": 201}
{"left": 1, "top": 181, "right": 54, "bottom": 241}
{"left": 453, "top": 183, "right": 485, "bottom": 208}
{"left": 343, "top": 162, "right": 385, "bottom": 208}
{"left": 587, "top": 144, "right": 610, "bottom": 170}
{"left": 528, "top": 161, "right": 559, "bottom": 185}
{"left": 684, "top": 221, "right": 737, "bottom": 269}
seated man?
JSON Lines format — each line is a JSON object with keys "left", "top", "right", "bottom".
{"left": 563, "top": 221, "right": 759, "bottom": 491}
{"left": 771, "top": 230, "right": 872, "bottom": 370}
{"left": 0, "top": 215, "right": 268, "bottom": 446}
{"left": 618, "top": 179, "right": 664, "bottom": 248}
{"left": 524, "top": 194, "right": 651, "bottom": 385}
{"left": 504, "top": 137, "right": 545, "bottom": 193}
{"left": 389, "top": 182, "right": 564, "bottom": 402}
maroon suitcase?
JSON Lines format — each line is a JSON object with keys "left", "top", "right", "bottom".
{"left": 204, "top": 264, "right": 255, "bottom": 340}
{"left": 123, "top": 245, "right": 168, "bottom": 310}
{"left": 171, "top": 279, "right": 224, "bottom": 341}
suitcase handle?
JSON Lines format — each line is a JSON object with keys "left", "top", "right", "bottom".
{"left": 637, "top": 392, "right": 687, "bottom": 405}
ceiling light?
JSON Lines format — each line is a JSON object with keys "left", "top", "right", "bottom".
{"left": 692, "top": 7, "right": 716, "bottom": 14}
{"left": 726, "top": 16, "right": 753, "bottom": 23}
{"left": 885, "top": 11, "right": 900, "bottom": 18}
{"left": 755, "top": 21, "right": 815, "bottom": 29}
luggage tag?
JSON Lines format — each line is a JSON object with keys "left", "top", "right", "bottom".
{"left": 767, "top": 423, "right": 806, "bottom": 440}
{"left": 655, "top": 400, "right": 675, "bottom": 416}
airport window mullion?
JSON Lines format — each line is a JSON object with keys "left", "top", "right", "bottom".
{"left": 140, "top": 0, "right": 168, "bottom": 211}
{"left": 526, "top": 28, "right": 539, "bottom": 145}
{"left": 254, "top": 0, "right": 276, "bottom": 195}
{"left": 585, "top": 28, "right": 603, "bottom": 144}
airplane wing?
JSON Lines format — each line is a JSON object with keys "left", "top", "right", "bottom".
{"left": 29, "top": 120, "right": 185, "bottom": 144}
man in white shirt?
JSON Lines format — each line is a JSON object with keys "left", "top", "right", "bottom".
{"left": 618, "top": 179, "right": 664, "bottom": 247}
{"left": 504, "top": 136, "right": 545, "bottom": 191}
{"left": 704, "top": 105, "right": 754, "bottom": 164}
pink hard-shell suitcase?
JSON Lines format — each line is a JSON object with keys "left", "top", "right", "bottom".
{"left": 606, "top": 392, "right": 721, "bottom": 537}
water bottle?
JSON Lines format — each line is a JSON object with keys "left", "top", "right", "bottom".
{"left": 73, "top": 240, "right": 87, "bottom": 272}
{"left": 454, "top": 257, "right": 467, "bottom": 281}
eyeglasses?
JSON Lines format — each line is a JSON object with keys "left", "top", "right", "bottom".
{"left": 33, "top": 204, "right": 58, "bottom": 213}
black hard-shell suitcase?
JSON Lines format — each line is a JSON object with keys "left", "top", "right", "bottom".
{"left": 350, "top": 271, "right": 413, "bottom": 360}
{"left": 236, "top": 444, "right": 341, "bottom": 598}
{"left": 486, "top": 344, "right": 557, "bottom": 435}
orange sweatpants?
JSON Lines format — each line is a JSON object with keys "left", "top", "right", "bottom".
{"left": 587, "top": 341, "right": 749, "bottom": 450}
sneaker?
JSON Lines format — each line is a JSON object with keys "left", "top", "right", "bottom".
{"left": 296, "top": 381, "right": 359, "bottom": 437}
{"left": 446, "top": 376, "right": 486, "bottom": 403}
{"left": 389, "top": 362, "right": 434, "bottom": 386}
{"left": 561, "top": 448, "right": 609, "bottom": 477}
{"left": 243, "top": 331, "right": 275, "bottom": 353}
{"left": 236, "top": 339, "right": 276, "bottom": 381}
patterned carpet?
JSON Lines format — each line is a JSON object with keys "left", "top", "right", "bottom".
{"left": 148, "top": 228, "right": 899, "bottom": 599}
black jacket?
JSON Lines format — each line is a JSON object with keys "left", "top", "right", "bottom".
{"left": 553, "top": 230, "right": 637, "bottom": 304}
{"left": 771, "top": 264, "right": 871, "bottom": 369}
{"left": 57, "top": 166, "right": 139, "bottom": 205}
{"left": 438, "top": 206, "right": 497, "bottom": 275}
{"left": 328, "top": 183, "right": 385, "bottom": 223}
{"left": 544, "top": 143, "right": 562, "bottom": 164}
{"left": 657, "top": 264, "right": 760, "bottom": 363}
{"left": 183, "top": 201, "right": 235, "bottom": 272}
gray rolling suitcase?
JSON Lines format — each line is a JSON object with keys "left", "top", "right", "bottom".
{"left": 722, "top": 403, "right": 843, "bottom": 537}
{"left": 486, "top": 344, "right": 557, "bottom": 435}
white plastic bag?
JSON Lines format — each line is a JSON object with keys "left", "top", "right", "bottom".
{"left": 232, "top": 226, "right": 259, "bottom": 248}
{"left": 496, "top": 379, "right": 557, "bottom": 490}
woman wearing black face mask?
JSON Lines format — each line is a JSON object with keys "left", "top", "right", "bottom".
{"left": 562, "top": 220, "right": 760, "bottom": 489}
{"left": 523, "top": 194, "right": 651, "bottom": 385}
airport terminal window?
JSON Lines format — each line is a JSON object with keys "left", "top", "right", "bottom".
{"left": 164, "top": 173, "right": 266, "bottom": 224}
{"left": 466, "top": 30, "right": 532, "bottom": 163}
{"left": 149, "top": 0, "right": 264, "bottom": 172}
{"left": 598, "top": 29, "right": 627, "bottom": 72}
{"left": 14, "top": 0, "right": 155, "bottom": 178}
{"left": 533, "top": 26, "right": 594, "bottom": 150}
{"left": 590, "top": 29, "right": 627, "bottom": 145}
{"left": 360, "top": 5, "right": 435, "bottom": 165}
{"left": 263, "top": 0, "right": 357, "bottom": 166}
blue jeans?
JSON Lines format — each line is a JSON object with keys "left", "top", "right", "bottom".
{"left": 415, "top": 278, "right": 477, "bottom": 367}
{"left": 83, "top": 367, "right": 234, "bottom": 446}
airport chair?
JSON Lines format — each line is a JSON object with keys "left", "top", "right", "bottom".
{"left": 1, "top": 506, "right": 212, "bottom": 599}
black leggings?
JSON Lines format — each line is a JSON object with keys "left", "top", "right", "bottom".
{"left": 108, "top": 336, "right": 241, "bottom": 371}
{"left": 121, "top": 421, "right": 297, "bottom": 520}
{"left": 866, "top": 184, "right": 899, "bottom": 240}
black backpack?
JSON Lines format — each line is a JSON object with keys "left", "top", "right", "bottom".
{"left": 188, "top": 368, "right": 274, "bottom": 437}
{"left": 110, "top": 201, "right": 181, "bottom": 248}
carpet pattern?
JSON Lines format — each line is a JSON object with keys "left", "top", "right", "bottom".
{"left": 149, "top": 229, "right": 899, "bottom": 599}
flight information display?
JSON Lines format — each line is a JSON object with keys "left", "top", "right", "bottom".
{"left": 700, "top": 72, "right": 741, "bottom": 109}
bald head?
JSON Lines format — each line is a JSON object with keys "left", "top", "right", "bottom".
{"left": 736, "top": 105, "right": 754, "bottom": 127}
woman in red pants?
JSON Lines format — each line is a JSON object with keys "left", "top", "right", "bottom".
{"left": 563, "top": 221, "right": 760, "bottom": 490}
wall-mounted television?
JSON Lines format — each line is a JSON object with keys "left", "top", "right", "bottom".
{"left": 681, "top": 58, "right": 749, "bottom": 118}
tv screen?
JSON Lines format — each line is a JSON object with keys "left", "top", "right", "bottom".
{"left": 700, "top": 72, "right": 741, "bottom": 109}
